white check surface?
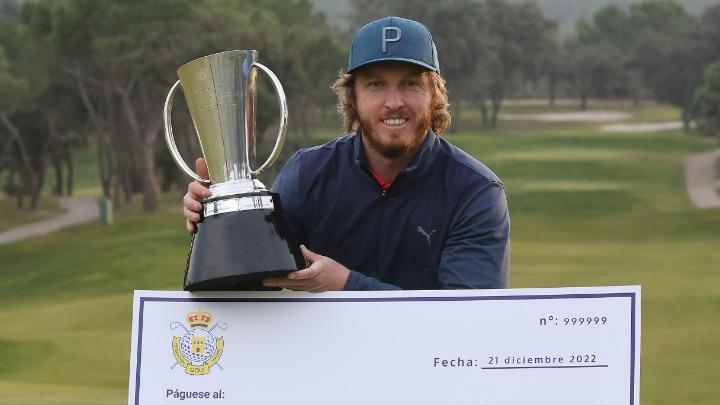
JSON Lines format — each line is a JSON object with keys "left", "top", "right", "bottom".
{"left": 129, "top": 286, "right": 640, "bottom": 405}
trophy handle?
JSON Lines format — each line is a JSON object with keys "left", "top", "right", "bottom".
{"left": 163, "top": 80, "right": 210, "bottom": 184}
{"left": 248, "top": 62, "right": 288, "bottom": 176}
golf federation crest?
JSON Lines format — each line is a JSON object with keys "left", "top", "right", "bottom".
{"left": 170, "top": 310, "right": 226, "bottom": 375}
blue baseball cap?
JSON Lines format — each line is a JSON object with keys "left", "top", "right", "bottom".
{"left": 347, "top": 16, "right": 440, "bottom": 73}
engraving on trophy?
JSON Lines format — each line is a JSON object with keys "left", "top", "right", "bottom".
{"left": 187, "top": 86, "right": 218, "bottom": 113}
{"left": 216, "top": 93, "right": 239, "bottom": 109}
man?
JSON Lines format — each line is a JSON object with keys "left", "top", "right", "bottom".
{"left": 183, "top": 16, "right": 510, "bottom": 292}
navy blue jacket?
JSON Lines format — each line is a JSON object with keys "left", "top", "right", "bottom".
{"left": 271, "top": 130, "right": 510, "bottom": 290}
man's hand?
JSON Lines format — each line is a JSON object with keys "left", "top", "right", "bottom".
{"left": 263, "top": 245, "right": 350, "bottom": 292}
{"left": 183, "top": 158, "right": 211, "bottom": 234}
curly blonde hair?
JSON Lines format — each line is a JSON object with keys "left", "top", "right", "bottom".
{"left": 330, "top": 69, "right": 451, "bottom": 134}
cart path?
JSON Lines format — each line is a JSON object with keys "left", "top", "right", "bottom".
{"left": 0, "top": 197, "right": 99, "bottom": 245}
{"left": 600, "top": 121, "right": 683, "bottom": 132}
{"left": 685, "top": 149, "right": 720, "bottom": 209}
{"left": 500, "top": 110, "right": 631, "bottom": 122}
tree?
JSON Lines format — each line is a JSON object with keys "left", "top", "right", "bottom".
{"left": 567, "top": 1, "right": 695, "bottom": 109}
{"left": 480, "top": 0, "right": 557, "bottom": 126}
{"left": 567, "top": 5, "right": 633, "bottom": 108}
{"left": 626, "top": 1, "right": 695, "bottom": 106}
{"left": 645, "top": 4, "right": 720, "bottom": 130}
{"left": 537, "top": 38, "right": 562, "bottom": 107}
{"left": 0, "top": 42, "right": 34, "bottom": 207}
{"left": 693, "top": 62, "right": 720, "bottom": 142}
{"left": 0, "top": 17, "right": 66, "bottom": 209}
{"left": 60, "top": 0, "right": 199, "bottom": 211}
{"left": 563, "top": 40, "right": 625, "bottom": 110}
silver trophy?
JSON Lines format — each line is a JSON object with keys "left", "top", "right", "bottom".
{"left": 163, "top": 50, "right": 302, "bottom": 290}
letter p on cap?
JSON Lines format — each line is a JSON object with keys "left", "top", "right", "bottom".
{"left": 382, "top": 26, "right": 402, "bottom": 52}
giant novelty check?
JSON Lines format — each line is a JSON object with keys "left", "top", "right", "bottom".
{"left": 128, "top": 286, "right": 640, "bottom": 405}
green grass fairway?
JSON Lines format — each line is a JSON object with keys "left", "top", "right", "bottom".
{"left": 2, "top": 105, "right": 719, "bottom": 404}
{"left": 1, "top": 193, "right": 188, "bottom": 403}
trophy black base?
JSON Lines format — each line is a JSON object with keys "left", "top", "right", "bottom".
{"left": 184, "top": 195, "right": 303, "bottom": 291}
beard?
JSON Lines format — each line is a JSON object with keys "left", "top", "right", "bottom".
{"left": 359, "top": 109, "right": 432, "bottom": 159}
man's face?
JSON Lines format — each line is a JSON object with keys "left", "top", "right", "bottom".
{"left": 354, "top": 61, "right": 433, "bottom": 159}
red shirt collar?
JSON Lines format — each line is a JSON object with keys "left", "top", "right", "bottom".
{"left": 368, "top": 167, "right": 392, "bottom": 191}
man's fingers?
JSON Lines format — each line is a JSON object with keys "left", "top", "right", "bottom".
{"left": 185, "top": 219, "right": 196, "bottom": 234}
{"left": 263, "top": 266, "right": 321, "bottom": 287}
{"left": 308, "top": 285, "right": 329, "bottom": 293}
{"left": 181, "top": 157, "right": 208, "bottom": 235}
{"left": 287, "top": 266, "right": 320, "bottom": 280}
{"left": 183, "top": 206, "right": 201, "bottom": 223}
{"left": 195, "top": 158, "right": 210, "bottom": 179}
{"left": 300, "top": 245, "right": 322, "bottom": 264}
{"left": 262, "top": 277, "right": 310, "bottom": 289}
{"left": 188, "top": 182, "right": 211, "bottom": 199}
{"left": 183, "top": 193, "right": 203, "bottom": 212}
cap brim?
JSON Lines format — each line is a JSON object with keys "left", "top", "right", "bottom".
{"left": 347, "top": 57, "right": 438, "bottom": 73}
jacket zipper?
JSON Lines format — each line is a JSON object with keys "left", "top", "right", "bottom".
{"left": 377, "top": 186, "right": 387, "bottom": 279}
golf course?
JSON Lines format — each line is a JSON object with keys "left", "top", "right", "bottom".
{"left": 1, "top": 101, "right": 719, "bottom": 404}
